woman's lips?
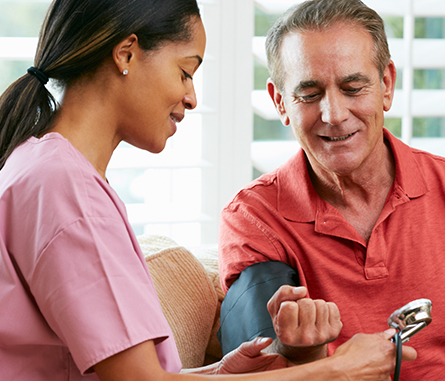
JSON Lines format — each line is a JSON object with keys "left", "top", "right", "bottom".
{"left": 170, "top": 113, "right": 184, "bottom": 124}
{"left": 169, "top": 113, "right": 184, "bottom": 135}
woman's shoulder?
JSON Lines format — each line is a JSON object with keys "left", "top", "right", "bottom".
{"left": 0, "top": 133, "right": 128, "bottom": 254}
{"left": 24, "top": 133, "right": 95, "bottom": 177}
{"left": 10, "top": 133, "right": 104, "bottom": 187}
{"left": 1, "top": 133, "right": 120, "bottom": 219}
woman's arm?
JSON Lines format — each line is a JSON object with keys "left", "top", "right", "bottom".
{"left": 93, "top": 339, "right": 316, "bottom": 381}
{"left": 94, "top": 329, "right": 417, "bottom": 381}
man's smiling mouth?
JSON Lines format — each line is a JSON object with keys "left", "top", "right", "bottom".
{"left": 322, "top": 132, "right": 355, "bottom": 141}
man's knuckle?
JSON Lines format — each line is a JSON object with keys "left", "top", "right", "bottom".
{"left": 313, "top": 299, "right": 326, "bottom": 307}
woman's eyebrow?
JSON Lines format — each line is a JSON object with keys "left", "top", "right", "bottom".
{"left": 187, "top": 55, "right": 203, "bottom": 66}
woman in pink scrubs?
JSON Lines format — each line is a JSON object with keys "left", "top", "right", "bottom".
{"left": 0, "top": 0, "right": 415, "bottom": 380}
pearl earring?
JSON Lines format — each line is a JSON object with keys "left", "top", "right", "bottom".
{"left": 123, "top": 69, "right": 129, "bottom": 76}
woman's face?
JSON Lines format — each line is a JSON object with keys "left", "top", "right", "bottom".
{"left": 116, "top": 16, "right": 206, "bottom": 153}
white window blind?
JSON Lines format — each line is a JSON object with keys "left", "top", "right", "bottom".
{"left": 0, "top": 0, "right": 254, "bottom": 247}
{"left": 252, "top": 0, "right": 445, "bottom": 174}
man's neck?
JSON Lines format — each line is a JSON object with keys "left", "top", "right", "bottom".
{"left": 308, "top": 139, "right": 395, "bottom": 242}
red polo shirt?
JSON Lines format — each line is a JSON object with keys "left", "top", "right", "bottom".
{"left": 219, "top": 129, "right": 445, "bottom": 379}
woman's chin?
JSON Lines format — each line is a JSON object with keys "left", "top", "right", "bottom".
{"left": 148, "top": 140, "right": 168, "bottom": 154}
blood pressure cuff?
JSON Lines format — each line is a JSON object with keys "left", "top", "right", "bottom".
{"left": 217, "top": 261, "right": 300, "bottom": 355}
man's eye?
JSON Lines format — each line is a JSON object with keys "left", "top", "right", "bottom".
{"left": 344, "top": 87, "right": 362, "bottom": 94}
{"left": 295, "top": 93, "right": 320, "bottom": 103}
{"left": 183, "top": 70, "right": 193, "bottom": 81}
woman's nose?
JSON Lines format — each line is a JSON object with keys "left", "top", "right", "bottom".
{"left": 183, "top": 83, "right": 197, "bottom": 110}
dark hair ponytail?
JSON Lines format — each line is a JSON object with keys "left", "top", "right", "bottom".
{"left": 0, "top": 70, "right": 57, "bottom": 169}
{"left": 0, "top": 0, "right": 200, "bottom": 169}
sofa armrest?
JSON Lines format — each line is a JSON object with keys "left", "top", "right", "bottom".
{"left": 138, "top": 234, "right": 219, "bottom": 369}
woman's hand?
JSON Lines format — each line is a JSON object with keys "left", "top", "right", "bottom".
{"left": 215, "top": 337, "right": 294, "bottom": 374}
{"left": 328, "top": 329, "right": 417, "bottom": 380}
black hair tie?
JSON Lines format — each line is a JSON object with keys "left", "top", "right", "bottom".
{"left": 27, "top": 66, "right": 49, "bottom": 85}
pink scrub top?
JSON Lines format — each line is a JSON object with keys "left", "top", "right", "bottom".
{"left": 0, "top": 133, "right": 181, "bottom": 380}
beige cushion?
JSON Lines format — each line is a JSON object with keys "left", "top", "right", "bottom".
{"left": 138, "top": 235, "right": 219, "bottom": 369}
{"left": 191, "top": 246, "right": 224, "bottom": 362}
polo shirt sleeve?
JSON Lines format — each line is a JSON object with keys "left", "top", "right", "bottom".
{"left": 29, "top": 215, "right": 176, "bottom": 374}
{"left": 219, "top": 200, "right": 289, "bottom": 293}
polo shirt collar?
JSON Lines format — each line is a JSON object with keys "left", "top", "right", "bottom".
{"left": 384, "top": 128, "right": 428, "bottom": 199}
{"left": 277, "top": 128, "right": 428, "bottom": 223}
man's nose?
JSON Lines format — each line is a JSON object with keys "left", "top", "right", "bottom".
{"left": 320, "top": 91, "right": 349, "bottom": 125}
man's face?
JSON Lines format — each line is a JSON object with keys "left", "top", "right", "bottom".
{"left": 269, "top": 22, "right": 396, "bottom": 176}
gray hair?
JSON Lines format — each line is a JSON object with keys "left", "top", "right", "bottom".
{"left": 266, "top": 0, "right": 391, "bottom": 91}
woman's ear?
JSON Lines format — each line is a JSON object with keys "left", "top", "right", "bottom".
{"left": 112, "top": 34, "right": 139, "bottom": 75}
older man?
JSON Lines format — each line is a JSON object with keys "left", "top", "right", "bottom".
{"left": 218, "top": 0, "right": 444, "bottom": 379}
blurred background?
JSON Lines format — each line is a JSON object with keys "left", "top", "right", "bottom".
{"left": 2, "top": 0, "right": 445, "bottom": 247}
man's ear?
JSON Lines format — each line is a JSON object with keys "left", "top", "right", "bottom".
{"left": 112, "top": 34, "right": 139, "bottom": 75}
{"left": 382, "top": 60, "right": 397, "bottom": 112}
{"left": 267, "top": 78, "right": 290, "bottom": 126}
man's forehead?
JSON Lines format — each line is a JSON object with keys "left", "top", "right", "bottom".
{"left": 280, "top": 21, "right": 373, "bottom": 54}
{"left": 279, "top": 22, "right": 377, "bottom": 84}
